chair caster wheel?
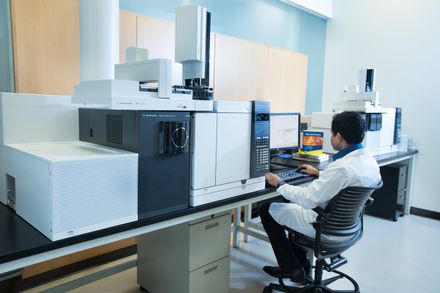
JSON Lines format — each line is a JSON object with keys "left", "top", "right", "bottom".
{"left": 263, "top": 286, "right": 272, "bottom": 293}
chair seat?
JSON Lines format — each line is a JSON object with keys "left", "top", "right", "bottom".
{"left": 292, "top": 229, "right": 362, "bottom": 257}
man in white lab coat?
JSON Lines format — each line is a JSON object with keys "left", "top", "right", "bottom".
{"left": 260, "top": 111, "right": 381, "bottom": 282}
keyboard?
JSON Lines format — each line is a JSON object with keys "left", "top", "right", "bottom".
{"left": 273, "top": 168, "right": 311, "bottom": 181}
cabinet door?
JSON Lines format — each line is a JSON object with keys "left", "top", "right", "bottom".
{"left": 188, "top": 256, "right": 230, "bottom": 293}
{"left": 213, "top": 33, "right": 308, "bottom": 112}
{"left": 213, "top": 33, "right": 269, "bottom": 101}
{"left": 267, "top": 47, "right": 308, "bottom": 113}
{"left": 12, "top": 2, "right": 137, "bottom": 95}
{"left": 189, "top": 214, "right": 230, "bottom": 271}
{"left": 398, "top": 166, "right": 408, "bottom": 191}
{"left": 191, "top": 113, "right": 217, "bottom": 189}
{"left": 216, "top": 113, "right": 251, "bottom": 185}
{"left": 11, "top": 0, "right": 80, "bottom": 95}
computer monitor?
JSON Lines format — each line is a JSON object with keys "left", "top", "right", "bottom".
{"left": 270, "top": 112, "right": 301, "bottom": 154}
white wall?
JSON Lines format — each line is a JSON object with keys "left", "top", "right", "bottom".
{"left": 322, "top": 0, "right": 440, "bottom": 212}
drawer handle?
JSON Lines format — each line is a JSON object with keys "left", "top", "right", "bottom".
{"left": 205, "top": 222, "right": 219, "bottom": 230}
{"left": 204, "top": 265, "right": 218, "bottom": 275}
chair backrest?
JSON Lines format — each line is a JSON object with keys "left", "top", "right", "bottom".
{"left": 318, "top": 181, "right": 383, "bottom": 237}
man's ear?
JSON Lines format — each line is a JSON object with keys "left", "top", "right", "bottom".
{"left": 335, "top": 132, "right": 342, "bottom": 142}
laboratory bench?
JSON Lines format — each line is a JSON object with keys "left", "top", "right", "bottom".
{"left": 0, "top": 149, "right": 418, "bottom": 291}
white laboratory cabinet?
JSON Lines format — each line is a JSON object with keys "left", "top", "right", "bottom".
{"left": 137, "top": 213, "right": 231, "bottom": 293}
{"left": 3, "top": 141, "right": 138, "bottom": 241}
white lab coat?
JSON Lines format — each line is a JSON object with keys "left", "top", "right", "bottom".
{"left": 269, "top": 148, "right": 381, "bottom": 241}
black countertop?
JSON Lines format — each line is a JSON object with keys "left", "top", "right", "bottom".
{"left": 272, "top": 149, "right": 418, "bottom": 170}
{"left": 0, "top": 149, "right": 418, "bottom": 267}
{"left": 0, "top": 177, "right": 315, "bottom": 266}
{"left": 374, "top": 149, "right": 418, "bottom": 164}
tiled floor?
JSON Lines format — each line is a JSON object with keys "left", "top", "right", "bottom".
{"left": 25, "top": 214, "right": 440, "bottom": 293}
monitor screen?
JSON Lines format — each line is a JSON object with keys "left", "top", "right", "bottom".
{"left": 270, "top": 112, "right": 300, "bottom": 151}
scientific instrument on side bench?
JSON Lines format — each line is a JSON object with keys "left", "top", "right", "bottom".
{"left": 333, "top": 68, "right": 381, "bottom": 113}
{"left": 311, "top": 69, "right": 402, "bottom": 155}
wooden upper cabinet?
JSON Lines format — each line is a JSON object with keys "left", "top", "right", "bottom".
{"left": 267, "top": 47, "right": 308, "bottom": 113}
{"left": 213, "top": 33, "right": 269, "bottom": 102}
{"left": 11, "top": 0, "right": 80, "bottom": 95}
{"left": 213, "top": 33, "right": 308, "bottom": 113}
{"left": 11, "top": 2, "right": 138, "bottom": 95}
{"left": 11, "top": 6, "right": 307, "bottom": 112}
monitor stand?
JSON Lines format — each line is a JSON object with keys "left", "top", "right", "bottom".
{"left": 270, "top": 163, "right": 287, "bottom": 171}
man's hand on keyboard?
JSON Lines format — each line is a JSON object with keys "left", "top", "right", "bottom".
{"left": 297, "top": 164, "right": 320, "bottom": 177}
{"left": 265, "top": 172, "right": 281, "bottom": 187}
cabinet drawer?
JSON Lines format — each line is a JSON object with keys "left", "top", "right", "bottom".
{"left": 188, "top": 256, "right": 230, "bottom": 293}
{"left": 189, "top": 214, "right": 230, "bottom": 271}
{"left": 397, "top": 189, "right": 406, "bottom": 205}
{"left": 398, "top": 168, "right": 407, "bottom": 191}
